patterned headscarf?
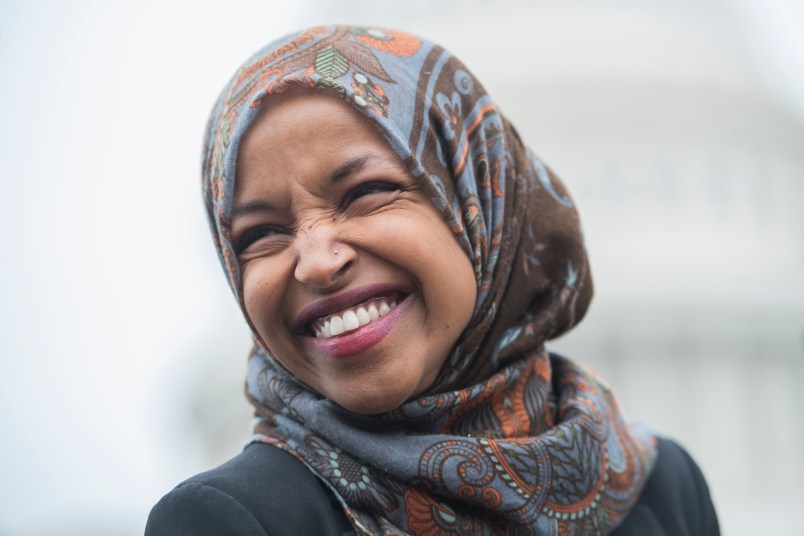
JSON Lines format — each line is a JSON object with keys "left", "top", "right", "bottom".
{"left": 202, "top": 25, "right": 656, "bottom": 535}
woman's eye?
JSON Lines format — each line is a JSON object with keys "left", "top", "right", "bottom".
{"left": 236, "top": 225, "right": 284, "bottom": 254}
{"left": 343, "top": 181, "right": 400, "bottom": 207}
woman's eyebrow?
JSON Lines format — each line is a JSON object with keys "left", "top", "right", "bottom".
{"left": 328, "top": 153, "right": 400, "bottom": 184}
{"left": 328, "top": 155, "right": 373, "bottom": 184}
{"left": 231, "top": 199, "right": 276, "bottom": 219}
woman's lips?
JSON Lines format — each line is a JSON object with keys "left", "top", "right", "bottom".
{"left": 295, "top": 283, "right": 409, "bottom": 333}
{"left": 310, "top": 294, "right": 400, "bottom": 337}
{"left": 301, "top": 292, "right": 413, "bottom": 358}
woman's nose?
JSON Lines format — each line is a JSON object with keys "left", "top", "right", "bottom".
{"left": 293, "top": 227, "right": 354, "bottom": 289}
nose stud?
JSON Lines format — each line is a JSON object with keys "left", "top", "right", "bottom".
{"left": 333, "top": 248, "right": 339, "bottom": 255}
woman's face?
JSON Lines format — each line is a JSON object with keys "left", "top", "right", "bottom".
{"left": 232, "top": 90, "right": 477, "bottom": 415}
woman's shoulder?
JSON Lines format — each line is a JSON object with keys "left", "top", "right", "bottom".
{"left": 145, "top": 442, "right": 353, "bottom": 536}
{"left": 613, "top": 436, "right": 720, "bottom": 536}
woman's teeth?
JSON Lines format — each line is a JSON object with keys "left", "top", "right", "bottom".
{"left": 312, "top": 297, "right": 397, "bottom": 338}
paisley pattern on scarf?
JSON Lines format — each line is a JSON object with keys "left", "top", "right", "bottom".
{"left": 202, "top": 25, "right": 656, "bottom": 536}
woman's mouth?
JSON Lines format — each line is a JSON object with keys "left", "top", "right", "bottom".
{"left": 298, "top": 287, "right": 412, "bottom": 359}
{"left": 309, "top": 294, "right": 399, "bottom": 338}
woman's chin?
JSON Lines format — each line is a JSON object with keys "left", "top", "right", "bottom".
{"left": 331, "top": 389, "right": 411, "bottom": 416}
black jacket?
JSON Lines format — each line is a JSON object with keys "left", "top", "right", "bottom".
{"left": 146, "top": 437, "right": 719, "bottom": 535}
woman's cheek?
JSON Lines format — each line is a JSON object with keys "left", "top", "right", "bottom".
{"left": 241, "top": 259, "right": 282, "bottom": 328}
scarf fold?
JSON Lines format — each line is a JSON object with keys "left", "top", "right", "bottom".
{"left": 202, "top": 25, "right": 656, "bottom": 535}
{"left": 248, "top": 350, "right": 655, "bottom": 535}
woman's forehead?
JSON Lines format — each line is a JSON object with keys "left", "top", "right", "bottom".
{"left": 240, "top": 89, "right": 374, "bottom": 154}
{"left": 236, "top": 90, "right": 405, "bottom": 186}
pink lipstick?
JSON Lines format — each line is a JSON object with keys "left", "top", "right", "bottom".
{"left": 300, "top": 290, "right": 413, "bottom": 358}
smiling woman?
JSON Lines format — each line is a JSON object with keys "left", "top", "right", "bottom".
{"left": 146, "top": 25, "right": 718, "bottom": 535}
{"left": 232, "top": 89, "right": 476, "bottom": 414}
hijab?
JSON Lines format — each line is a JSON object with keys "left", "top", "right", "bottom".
{"left": 202, "top": 25, "right": 656, "bottom": 535}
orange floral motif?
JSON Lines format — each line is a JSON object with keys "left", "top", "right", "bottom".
{"left": 351, "top": 72, "right": 390, "bottom": 116}
{"left": 491, "top": 157, "right": 503, "bottom": 198}
{"left": 491, "top": 368, "right": 532, "bottom": 437}
{"left": 356, "top": 27, "right": 422, "bottom": 57}
{"left": 404, "top": 488, "right": 463, "bottom": 536}
{"left": 535, "top": 355, "right": 551, "bottom": 383}
{"left": 234, "top": 27, "right": 324, "bottom": 87}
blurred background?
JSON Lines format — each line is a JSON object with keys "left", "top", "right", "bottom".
{"left": 1, "top": 0, "right": 802, "bottom": 534}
